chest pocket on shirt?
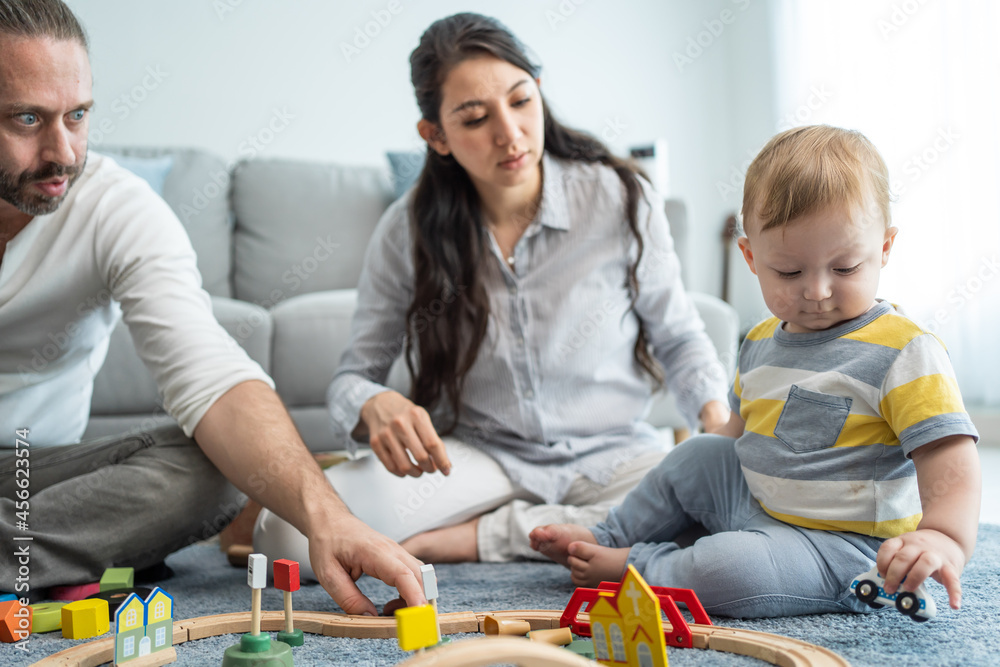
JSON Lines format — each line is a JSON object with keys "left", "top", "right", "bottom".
{"left": 774, "top": 385, "right": 852, "bottom": 453}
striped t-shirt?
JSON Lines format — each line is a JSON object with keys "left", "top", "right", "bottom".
{"left": 729, "top": 300, "right": 978, "bottom": 538}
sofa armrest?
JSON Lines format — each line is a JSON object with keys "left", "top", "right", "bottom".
{"left": 644, "top": 291, "right": 739, "bottom": 431}
{"left": 270, "top": 289, "right": 408, "bottom": 409}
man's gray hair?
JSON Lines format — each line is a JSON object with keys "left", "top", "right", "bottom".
{"left": 0, "top": 0, "right": 88, "bottom": 50}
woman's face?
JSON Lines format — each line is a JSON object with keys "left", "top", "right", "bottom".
{"left": 425, "top": 54, "right": 544, "bottom": 197}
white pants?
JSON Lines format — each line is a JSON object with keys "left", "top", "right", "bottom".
{"left": 253, "top": 438, "right": 666, "bottom": 580}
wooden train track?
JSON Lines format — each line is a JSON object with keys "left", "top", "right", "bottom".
{"left": 31, "top": 608, "right": 850, "bottom": 666}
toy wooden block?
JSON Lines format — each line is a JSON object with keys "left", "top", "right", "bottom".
{"left": 483, "top": 615, "right": 530, "bottom": 636}
{"left": 0, "top": 599, "right": 31, "bottom": 643}
{"left": 221, "top": 554, "right": 293, "bottom": 667}
{"left": 101, "top": 567, "right": 135, "bottom": 592}
{"left": 62, "top": 599, "right": 110, "bottom": 639}
{"left": 586, "top": 565, "right": 669, "bottom": 666}
{"left": 528, "top": 627, "right": 573, "bottom": 645}
{"left": 51, "top": 582, "right": 101, "bottom": 602}
{"left": 420, "top": 564, "right": 438, "bottom": 602}
{"left": 0, "top": 593, "right": 17, "bottom": 603}
{"left": 273, "top": 559, "right": 300, "bottom": 592}
{"left": 395, "top": 604, "right": 439, "bottom": 652}
{"left": 29, "top": 602, "right": 65, "bottom": 634}
{"left": 115, "top": 587, "right": 176, "bottom": 664}
{"left": 273, "top": 559, "right": 303, "bottom": 647}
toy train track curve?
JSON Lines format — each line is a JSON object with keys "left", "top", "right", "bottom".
{"left": 30, "top": 608, "right": 851, "bottom": 667}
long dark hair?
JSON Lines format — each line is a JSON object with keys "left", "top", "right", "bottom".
{"left": 406, "top": 12, "right": 662, "bottom": 432}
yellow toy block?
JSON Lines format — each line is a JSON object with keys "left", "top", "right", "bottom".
{"left": 61, "top": 598, "right": 110, "bottom": 640}
{"left": 394, "top": 603, "right": 439, "bottom": 651}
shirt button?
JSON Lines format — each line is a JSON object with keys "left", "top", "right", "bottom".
{"left": 524, "top": 389, "right": 534, "bottom": 399}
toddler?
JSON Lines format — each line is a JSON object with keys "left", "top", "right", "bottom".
{"left": 531, "top": 125, "right": 981, "bottom": 618}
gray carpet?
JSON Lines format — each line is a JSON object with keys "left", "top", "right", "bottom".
{"left": 15, "top": 524, "right": 1000, "bottom": 666}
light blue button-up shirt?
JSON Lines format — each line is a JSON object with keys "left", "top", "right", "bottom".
{"left": 328, "top": 154, "right": 727, "bottom": 502}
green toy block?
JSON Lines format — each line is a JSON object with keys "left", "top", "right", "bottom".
{"left": 276, "top": 628, "right": 304, "bottom": 647}
{"left": 100, "top": 567, "right": 134, "bottom": 593}
{"left": 565, "top": 638, "right": 596, "bottom": 659}
{"left": 222, "top": 633, "right": 293, "bottom": 667}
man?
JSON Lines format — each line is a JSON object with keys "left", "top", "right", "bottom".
{"left": 0, "top": 0, "right": 424, "bottom": 614}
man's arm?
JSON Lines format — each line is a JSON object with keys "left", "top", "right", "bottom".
{"left": 193, "top": 380, "right": 426, "bottom": 614}
{"left": 877, "top": 435, "right": 980, "bottom": 609}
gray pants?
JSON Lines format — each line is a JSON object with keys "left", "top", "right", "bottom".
{"left": 593, "top": 434, "right": 884, "bottom": 618}
{"left": 0, "top": 425, "right": 242, "bottom": 591}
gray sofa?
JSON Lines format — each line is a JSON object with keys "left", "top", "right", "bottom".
{"left": 83, "top": 148, "right": 739, "bottom": 451}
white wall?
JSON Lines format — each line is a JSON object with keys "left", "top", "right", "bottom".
{"left": 65, "top": 0, "right": 778, "bottom": 299}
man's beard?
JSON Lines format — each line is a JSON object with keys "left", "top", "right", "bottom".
{"left": 0, "top": 156, "right": 86, "bottom": 217}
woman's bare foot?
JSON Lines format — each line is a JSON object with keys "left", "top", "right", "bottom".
{"left": 567, "top": 541, "right": 630, "bottom": 587}
{"left": 529, "top": 524, "right": 597, "bottom": 567}
{"left": 401, "top": 518, "right": 480, "bottom": 562}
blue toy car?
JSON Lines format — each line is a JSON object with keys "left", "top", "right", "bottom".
{"left": 850, "top": 566, "right": 937, "bottom": 622}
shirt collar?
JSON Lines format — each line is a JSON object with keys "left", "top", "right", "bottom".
{"left": 535, "top": 152, "right": 571, "bottom": 231}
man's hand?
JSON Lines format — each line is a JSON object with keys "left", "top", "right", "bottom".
{"left": 876, "top": 529, "right": 966, "bottom": 610}
{"left": 308, "top": 513, "right": 427, "bottom": 615}
{"left": 360, "top": 391, "right": 451, "bottom": 477}
{"left": 194, "top": 382, "right": 432, "bottom": 611}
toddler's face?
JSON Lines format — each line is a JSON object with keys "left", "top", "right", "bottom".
{"left": 739, "top": 203, "right": 897, "bottom": 333}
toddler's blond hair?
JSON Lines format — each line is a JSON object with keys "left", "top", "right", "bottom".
{"left": 742, "top": 125, "right": 891, "bottom": 233}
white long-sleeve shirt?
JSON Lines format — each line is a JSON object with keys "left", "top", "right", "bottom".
{"left": 328, "top": 154, "right": 729, "bottom": 502}
{"left": 0, "top": 153, "right": 272, "bottom": 448}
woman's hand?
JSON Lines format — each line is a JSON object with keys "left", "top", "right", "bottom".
{"left": 359, "top": 390, "right": 452, "bottom": 477}
{"left": 699, "top": 400, "right": 731, "bottom": 434}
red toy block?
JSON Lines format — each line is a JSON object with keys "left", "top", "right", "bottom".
{"left": 0, "top": 599, "right": 32, "bottom": 643}
{"left": 50, "top": 582, "right": 100, "bottom": 602}
{"left": 273, "top": 559, "right": 300, "bottom": 592}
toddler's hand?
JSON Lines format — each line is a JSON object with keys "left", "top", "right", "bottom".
{"left": 876, "top": 529, "right": 966, "bottom": 610}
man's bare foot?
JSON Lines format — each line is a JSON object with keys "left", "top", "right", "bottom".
{"left": 567, "top": 541, "right": 630, "bottom": 588}
{"left": 529, "top": 524, "right": 597, "bottom": 567}
{"left": 218, "top": 499, "right": 262, "bottom": 552}
{"left": 401, "top": 518, "right": 479, "bottom": 563}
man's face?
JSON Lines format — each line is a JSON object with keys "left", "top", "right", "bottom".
{"left": 0, "top": 36, "right": 92, "bottom": 225}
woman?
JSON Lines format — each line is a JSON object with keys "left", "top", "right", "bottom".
{"left": 255, "top": 12, "right": 729, "bottom": 576}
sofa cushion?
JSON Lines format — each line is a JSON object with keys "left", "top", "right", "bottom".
{"left": 111, "top": 154, "right": 174, "bottom": 195}
{"left": 98, "top": 147, "right": 234, "bottom": 298}
{"left": 270, "top": 290, "right": 409, "bottom": 408}
{"left": 231, "top": 159, "right": 394, "bottom": 306}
